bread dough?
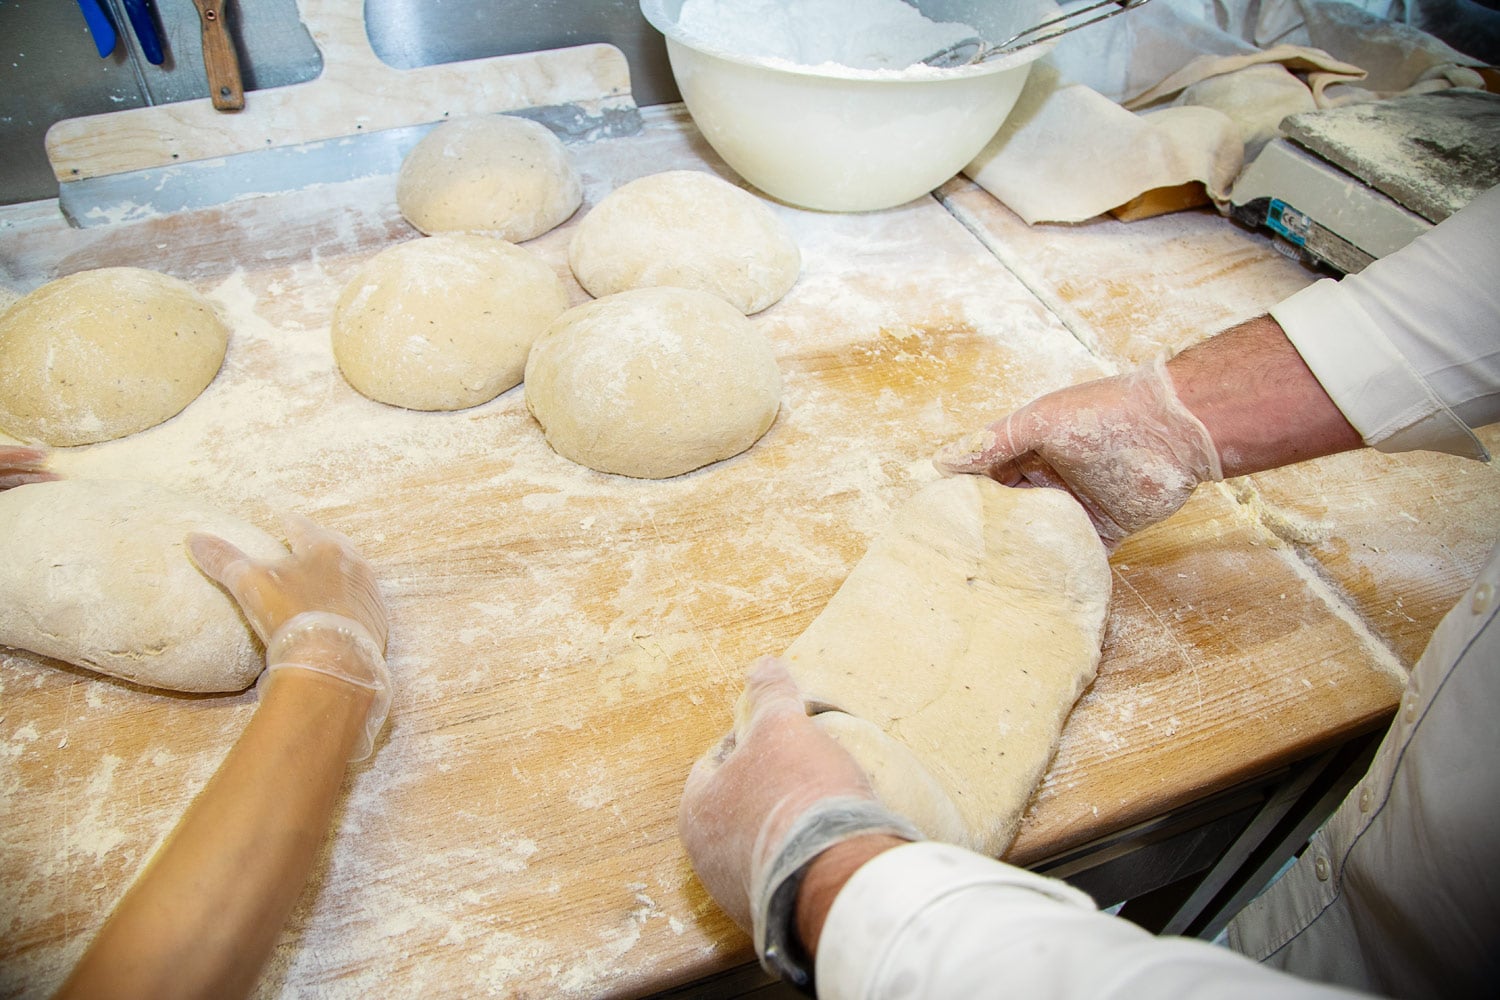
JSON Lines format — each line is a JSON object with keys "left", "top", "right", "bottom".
{"left": 0, "top": 480, "right": 284, "bottom": 693}
{"left": 332, "top": 234, "right": 568, "bottom": 410}
{"left": 397, "top": 115, "right": 582, "bottom": 242}
{"left": 780, "top": 476, "right": 1111, "bottom": 855}
{"left": 523, "top": 287, "right": 782, "bottom": 478}
{"left": 0, "top": 268, "right": 229, "bottom": 446}
{"left": 568, "top": 170, "right": 800, "bottom": 314}
{"left": 813, "top": 710, "right": 971, "bottom": 845}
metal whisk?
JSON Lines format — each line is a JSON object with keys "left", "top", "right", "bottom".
{"left": 921, "top": 0, "right": 1154, "bottom": 68}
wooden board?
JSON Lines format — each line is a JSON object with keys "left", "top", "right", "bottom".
{"left": 43, "top": 0, "right": 632, "bottom": 182}
{"left": 1241, "top": 434, "right": 1500, "bottom": 666}
{"left": 939, "top": 179, "right": 1314, "bottom": 367}
{"left": 940, "top": 177, "right": 1500, "bottom": 671}
{"left": 0, "top": 111, "right": 1421, "bottom": 998}
{"left": 1012, "top": 487, "right": 1404, "bottom": 862}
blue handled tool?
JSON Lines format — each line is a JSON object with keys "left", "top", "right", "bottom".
{"left": 120, "top": 0, "right": 164, "bottom": 65}
{"left": 76, "top": 0, "right": 117, "bottom": 58}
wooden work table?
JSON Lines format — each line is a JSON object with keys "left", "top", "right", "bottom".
{"left": 2, "top": 107, "right": 1496, "bottom": 998}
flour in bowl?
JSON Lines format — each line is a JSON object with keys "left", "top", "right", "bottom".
{"left": 675, "top": 0, "right": 977, "bottom": 71}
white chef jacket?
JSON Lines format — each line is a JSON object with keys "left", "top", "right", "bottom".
{"left": 814, "top": 186, "right": 1500, "bottom": 1000}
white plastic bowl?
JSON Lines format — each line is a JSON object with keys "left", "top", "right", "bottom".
{"left": 639, "top": 0, "right": 1058, "bottom": 212}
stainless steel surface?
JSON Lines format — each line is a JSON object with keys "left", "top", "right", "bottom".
{"left": 3, "top": 0, "right": 677, "bottom": 206}
{"left": 364, "top": 0, "right": 679, "bottom": 106}
{"left": 55, "top": 102, "right": 643, "bottom": 229}
{"left": 103, "top": 0, "right": 159, "bottom": 104}
{"left": 1, "top": 0, "right": 321, "bottom": 204}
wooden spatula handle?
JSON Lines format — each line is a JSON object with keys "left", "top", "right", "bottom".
{"left": 192, "top": 0, "right": 245, "bottom": 111}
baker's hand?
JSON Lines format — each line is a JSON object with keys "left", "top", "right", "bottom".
{"left": 680, "top": 658, "right": 922, "bottom": 986}
{"left": 934, "top": 356, "right": 1222, "bottom": 546}
{"left": 187, "top": 515, "right": 391, "bottom": 759}
{"left": 0, "top": 446, "right": 59, "bottom": 490}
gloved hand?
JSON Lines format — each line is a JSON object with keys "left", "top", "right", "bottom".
{"left": 187, "top": 514, "right": 391, "bottom": 760}
{"left": 0, "top": 446, "right": 59, "bottom": 490}
{"left": 680, "top": 657, "right": 922, "bottom": 989}
{"left": 934, "top": 355, "right": 1223, "bottom": 546}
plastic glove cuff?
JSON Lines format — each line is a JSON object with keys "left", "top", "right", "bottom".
{"left": 1149, "top": 353, "right": 1225, "bottom": 482}
{"left": 752, "top": 797, "right": 924, "bottom": 994}
{"left": 264, "top": 611, "right": 391, "bottom": 762}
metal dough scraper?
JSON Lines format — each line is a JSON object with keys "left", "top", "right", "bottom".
{"left": 46, "top": 1, "right": 641, "bottom": 228}
{"left": 1228, "top": 88, "right": 1500, "bottom": 275}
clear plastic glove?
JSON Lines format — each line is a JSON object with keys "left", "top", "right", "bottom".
{"left": 934, "top": 356, "right": 1223, "bottom": 546}
{"left": 0, "top": 446, "right": 59, "bottom": 491}
{"left": 680, "top": 657, "right": 922, "bottom": 986}
{"left": 187, "top": 515, "right": 391, "bottom": 760}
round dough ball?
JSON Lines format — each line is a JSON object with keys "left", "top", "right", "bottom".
{"left": 568, "top": 170, "right": 800, "bottom": 314}
{"left": 524, "top": 287, "right": 782, "bottom": 479}
{"left": 0, "top": 479, "right": 284, "bottom": 693}
{"left": 332, "top": 235, "right": 568, "bottom": 411}
{"left": 397, "top": 115, "right": 583, "bottom": 242}
{"left": 0, "top": 268, "right": 229, "bottom": 446}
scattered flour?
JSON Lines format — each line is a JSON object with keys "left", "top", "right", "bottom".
{"left": 1, "top": 108, "right": 1107, "bottom": 999}
{"left": 674, "top": 0, "right": 977, "bottom": 74}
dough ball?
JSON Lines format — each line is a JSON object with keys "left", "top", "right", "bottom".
{"left": 0, "top": 268, "right": 229, "bottom": 446}
{"left": 397, "top": 115, "right": 582, "bottom": 242}
{"left": 524, "top": 287, "right": 782, "bottom": 478}
{"left": 568, "top": 170, "right": 800, "bottom": 314}
{"left": 0, "top": 479, "right": 284, "bottom": 693}
{"left": 332, "top": 235, "right": 568, "bottom": 411}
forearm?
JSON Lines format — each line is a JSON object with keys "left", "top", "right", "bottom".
{"left": 57, "top": 669, "right": 372, "bottom": 1000}
{"left": 1167, "top": 315, "right": 1363, "bottom": 478}
{"left": 1270, "top": 184, "right": 1500, "bottom": 458}
{"left": 795, "top": 834, "right": 906, "bottom": 958}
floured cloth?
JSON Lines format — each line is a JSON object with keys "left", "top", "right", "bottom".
{"left": 963, "top": 0, "right": 1491, "bottom": 224}
{"left": 965, "top": 63, "right": 1247, "bottom": 225}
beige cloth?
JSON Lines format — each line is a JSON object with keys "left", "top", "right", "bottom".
{"left": 962, "top": 0, "right": 1489, "bottom": 224}
{"left": 965, "top": 62, "right": 1245, "bottom": 224}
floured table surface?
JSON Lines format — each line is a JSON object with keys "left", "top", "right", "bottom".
{"left": 2, "top": 109, "right": 1486, "bottom": 998}
{"left": 940, "top": 179, "right": 1500, "bottom": 672}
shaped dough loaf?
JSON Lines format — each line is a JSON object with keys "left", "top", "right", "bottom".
{"left": 331, "top": 234, "right": 567, "bottom": 410}
{"left": 0, "top": 268, "right": 228, "bottom": 446}
{"left": 568, "top": 170, "right": 800, "bottom": 314}
{"left": 778, "top": 476, "right": 1111, "bottom": 856}
{"left": 397, "top": 115, "right": 582, "bottom": 242}
{"left": 0, "top": 480, "right": 283, "bottom": 693}
{"left": 524, "top": 287, "right": 782, "bottom": 478}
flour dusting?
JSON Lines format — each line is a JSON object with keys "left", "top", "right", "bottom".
{"left": 675, "top": 0, "right": 977, "bottom": 76}
{"left": 2, "top": 107, "right": 1108, "bottom": 999}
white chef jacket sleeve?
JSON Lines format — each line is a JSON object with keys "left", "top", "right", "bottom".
{"left": 1270, "top": 183, "right": 1500, "bottom": 460}
{"left": 814, "top": 841, "right": 1366, "bottom": 1000}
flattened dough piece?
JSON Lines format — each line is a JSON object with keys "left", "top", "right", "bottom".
{"left": 0, "top": 268, "right": 229, "bottom": 446}
{"left": 784, "top": 476, "right": 1111, "bottom": 855}
{"left": 0, "top": 480, "right": 284, "bottom": 693}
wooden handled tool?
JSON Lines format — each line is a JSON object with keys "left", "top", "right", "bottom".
{"left": 191, "top": 0, "right": 245, "bottom": 111}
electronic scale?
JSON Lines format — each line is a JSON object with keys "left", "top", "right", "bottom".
{"left": 1229, "top": 88, "right": 1500, "bottom": 274}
